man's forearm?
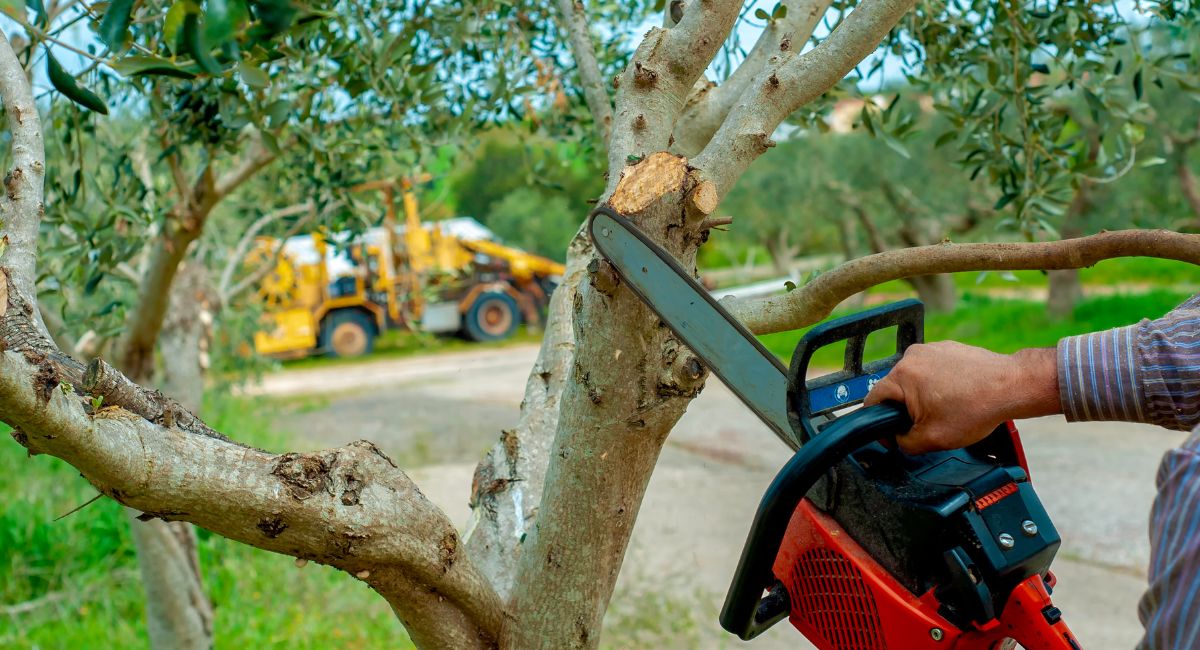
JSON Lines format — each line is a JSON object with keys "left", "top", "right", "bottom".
{"left": 1007, "top": 347, "right": 1061, "bottom": 421}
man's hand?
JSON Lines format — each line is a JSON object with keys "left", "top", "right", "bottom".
{"left": 864, "top": 341, "right": 1061, "bottom": 454}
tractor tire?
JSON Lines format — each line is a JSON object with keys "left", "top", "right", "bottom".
{"left": 462, "top": 292, "right": 521, "bottom": 342}
{"left": 323, "top": 310, "right": 376, "bottom": 358}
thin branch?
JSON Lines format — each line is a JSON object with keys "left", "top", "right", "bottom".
{"left": 0, "top": 275, "right": 503, "bottom": 649}
{"left": 221, "top": 202, "right": 326, "bottom": 303}
{"left": 693, "top": 0, "right": 918, "bottom": 197}
{"left": 158, "top": 131, "right": 191, "bottom": 208}
{"left": 212, "top": 131, "right": 278, "bottom": 199}
{"left": 724, "top": 229, "right": 1200, "bottom": 334}
{"left": 672, "top": 0, "right": 832, "bottom": 156}
{"left": 554, "top": 0, "right": 613, "bottom": 145}
{"left": 216, "top": 201, "right": 314, "bottom": 299}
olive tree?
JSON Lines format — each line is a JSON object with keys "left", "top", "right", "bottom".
{"left": 1, "top": 1, "right": 1199, "bottom": 649}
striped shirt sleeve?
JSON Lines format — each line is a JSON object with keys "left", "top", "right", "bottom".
{"left": 1138, "top": 432, "right": 1200, "bottom": 650}
{"left": 1057, "top": 294, "right": 1200, "bottom": 432}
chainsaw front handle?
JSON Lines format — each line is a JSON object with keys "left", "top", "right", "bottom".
{"left": 720, "top": 402, "right": 912, "bottom": 640}
{"left": 788, "top": 298, "right": 924, "bottom": 443}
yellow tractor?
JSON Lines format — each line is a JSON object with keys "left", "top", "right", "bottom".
{"left": 250, "top": 177, "right": 565, "bottom": 359}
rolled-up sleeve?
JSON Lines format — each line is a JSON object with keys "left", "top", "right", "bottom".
{"left": 1057, "top": 295, "right": 1200, "bottom": 432}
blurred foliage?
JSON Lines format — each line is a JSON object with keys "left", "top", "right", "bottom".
{"left": 447, "top": 128, "right": 604, "bottom": 260}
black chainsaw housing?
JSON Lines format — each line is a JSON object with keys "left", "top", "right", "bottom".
{"left": 720, "top": 300, "right": 1061, "bottom": 640}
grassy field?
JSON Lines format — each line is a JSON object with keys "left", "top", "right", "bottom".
{"left": 759, "top": 289, "right": 1193, "bottom": 369}
{"left": 0, "top": 398, "right": 414, "bottom": 650}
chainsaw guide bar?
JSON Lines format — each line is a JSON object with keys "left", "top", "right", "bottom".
{"left": 588, "top": 206, "right": 799, "bottom": 450}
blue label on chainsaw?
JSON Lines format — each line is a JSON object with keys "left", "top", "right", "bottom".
{"left": 809, "top": 368, "right": 891, "bottom": 414}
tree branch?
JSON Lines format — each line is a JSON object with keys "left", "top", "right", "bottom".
{"left": 672, "top": 0, "right": 832, "bottom": 156}
{"left": 725, "top": 229, "right": 1200, "bottom": 334}
{"left": 216, "top": 201, "right": 315, "bottom": 301}
{"left": 693, "top": 0, "right": 918, "bottom": 197}
{"left": 213, "top": 131, "right": 278, "bottom": 200}
{"left": 0, "top": 30, "right": 46, "bottom": 336}
{"left": 554, "top": 0, "right": 613, "bottom": 145}
{"left": 605, "top": 0, "right": 744, "bottom": 185}
{"left": 0, "top": 274, "right": 503, "bottom": 650}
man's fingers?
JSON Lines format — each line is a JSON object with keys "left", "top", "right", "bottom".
{"left": 896, "top": 423, "right": 935, "bottom": 455}
{"left": 865, "top": 375, "right": 905, "bottom": 407}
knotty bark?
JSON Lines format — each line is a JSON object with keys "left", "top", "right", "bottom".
{"left": 671, "top": 0, "right": 832, "bottom": 157}
{"left": 0, "top": 30, "right": 46, "bottom": 337}
{"left": 0, "top": 272, "right": 502, "bottom": 648}
{"left": 502, "top": 156, "right": 712, "bottom": 648}
{"left": 464, "top": 226, "right": 592, "bottom": 599}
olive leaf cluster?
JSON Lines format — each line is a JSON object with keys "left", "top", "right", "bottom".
{"left": 16, "top": 0, "right": 564, "bottom": 348}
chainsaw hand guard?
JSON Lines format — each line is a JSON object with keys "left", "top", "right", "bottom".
{"left": 721, "top": 302, "right": 1081, "bottom": 649}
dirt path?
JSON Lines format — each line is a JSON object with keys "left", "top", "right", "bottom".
{"left": 260, "top": 345, "right": 1177, "bottom": 649}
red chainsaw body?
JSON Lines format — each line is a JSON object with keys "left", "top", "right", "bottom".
{"left": 772, "top": 422, "right": 1081, "bottom": 650}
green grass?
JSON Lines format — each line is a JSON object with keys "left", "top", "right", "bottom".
{"left": 280, "top": 326, "right": 544, "bottom": 370}
{"left": 0, "top": 396, "right": 413, "bottom": 649}
{"left": 759, "top": 289, "right": 1192, "bottom": 369}
{"left": 847, "top": 256, "right": 1194, "bottom": 295}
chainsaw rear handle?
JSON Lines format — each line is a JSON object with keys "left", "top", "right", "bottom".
{"left": 720, "top": 402, "right": 912, "bottom": 640}
{"left": 788, "top": 299, "right": 924, "bottom": 443}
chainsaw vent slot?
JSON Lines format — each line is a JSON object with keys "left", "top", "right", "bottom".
{"left": 787, "top": 547, "right": 885, "bottom": 650}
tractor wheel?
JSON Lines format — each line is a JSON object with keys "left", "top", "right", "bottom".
{"left": 323, "top": 310, "right": 376, "bottom": 358}
{"left": 462, "top": 292, "right": 521, "bottom": 342}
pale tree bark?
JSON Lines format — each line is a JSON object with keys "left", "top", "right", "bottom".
{"left": 0, "top": 270, "right": 506, "bottom": 648}
{"left": 462, "top": 0, "right": 616, "bottom": 593}
{"left": 497, "top": 1, "right": 920, "bottom": 645}
{"left": 671, "top": 0, "right": 832, "bottom": 157}
{"left": 463, "top": 229, "right": 590, "bottom": 598}
{"left": 128, "top": 263, "right": 219, "bottom": 650}
{"left": 0, "top": 30, "right": 46, "bottom": 337}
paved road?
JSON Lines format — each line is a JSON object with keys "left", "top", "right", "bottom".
{"left": 260, "top": 344, "right": 1182, "bottom": 649}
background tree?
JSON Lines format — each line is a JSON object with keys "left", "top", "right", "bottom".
{"left": 12, "top": 0, "right": 558, "bottom": 646}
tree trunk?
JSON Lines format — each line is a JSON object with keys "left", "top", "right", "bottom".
{"left": 125, "top": 262, "right": 215, "bottom": 650}
{"left": 907, "top": 273, "right": 957, "bottom": 312}
{"left": 1176, "top": 153, "right": 1200, "bottom": 223}
{"left": 501, "top": 156, "right": 711, "bottom": 648}
{"left": 836, "top": 216, "right": 858, "bottom": 261}
{"left": 464, "top": 226, "right": 591, "bottom": 599}
{"left": 127, "top": 515, "right": 214, "bottom": 650}
{"left": 1046, "top": 269, "right": 1081, "bottom": 319}
{"left": 1047, "top": 182, "right": 1090, "bottom": 319}
{"left": 764, "top": 227, "right": 797, "bottom": 276}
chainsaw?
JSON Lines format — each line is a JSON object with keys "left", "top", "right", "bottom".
{"left": 589, "top": 206, "right": 1081, "bottom": 650}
